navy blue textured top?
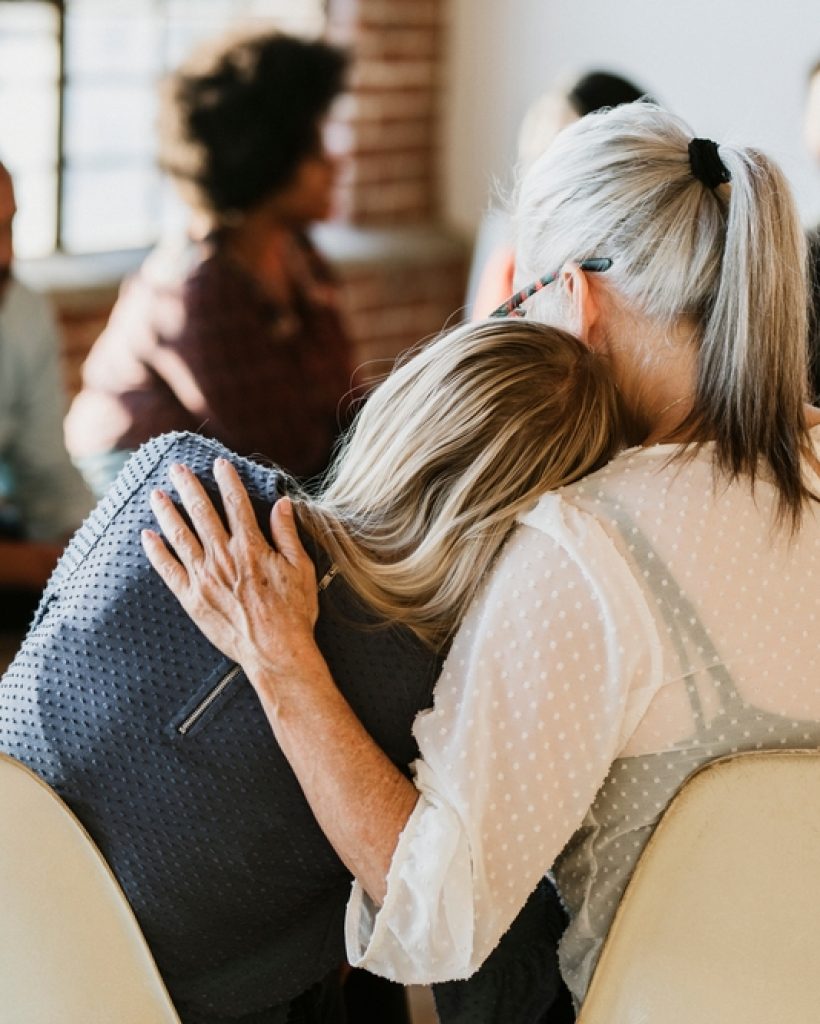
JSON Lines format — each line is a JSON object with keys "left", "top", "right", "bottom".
{"left": 0, "top": 432, "right": 440, "bottom": 1020}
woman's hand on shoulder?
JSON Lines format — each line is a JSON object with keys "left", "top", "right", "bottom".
{"left": 141, "top": 458, "right": 319, "bottom": 683}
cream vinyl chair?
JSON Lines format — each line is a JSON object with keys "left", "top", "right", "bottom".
{"left": 0, "top": 752, "right": 181, "bottom": 1024}
{"left": 576, "top": 749, "right": 820, "bottom": 1024}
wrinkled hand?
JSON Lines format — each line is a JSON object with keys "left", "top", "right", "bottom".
{"left": 141, "top": 458, "right": 319, "bottom": 681}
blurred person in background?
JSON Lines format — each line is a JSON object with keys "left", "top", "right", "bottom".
{"left": 0, "top": 159, "right": 93, "bottom": 630}
{"left": 805, "top": 56, "right": 820, "bottom": 401}
{"left": 64, "top": 28, "right": 406, "bottom": 1021}
{"left": 468, "top": 70, "right": 653, "bottom": 319}
{"left": 65, "top": 31, "right": 354, "bottom": 499}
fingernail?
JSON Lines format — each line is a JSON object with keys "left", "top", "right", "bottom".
{"left": 150, "top": 488, "right": 166, "bottom": 503}
{"left": 214, "top": 457, "right": 227, "bottom": 472}
{"left": 169, "top": 463, "right": 185, "bottom": 477}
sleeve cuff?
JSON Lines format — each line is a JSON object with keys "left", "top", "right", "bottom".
{"left": 343, "top": 780, "right": 479, "bottom": 984}
{"left": 344, "top": 796, "right": 429, "bottom": 980}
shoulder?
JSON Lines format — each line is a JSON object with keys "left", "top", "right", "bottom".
{"left": 1, "top": 278, "right": 54, "bottom": 331}
{"left": 119, "top": 240, "right": 226, "bottom": 308}
{"left": 127, "top": 241, "right": 253, "bottom": 332}
{"left": 539, "top": 443, "right": 713, "bottom": 523}
{"left": 140, "top": 238, "right": 203, "bottom": 285}
{"left": 517, "top": 446, "right": 674, "bottom": 534}
{"left": 513, "top": 489, "right": 645, "bottom": 612}
{"left": 514, "top": 445, "right": 713, "bottom": 598}
{"left": 102, "top": 242, "right": 206, "bottom": 327}
{"left": 178, "top": 243, "right": 269, "bottom": 317}
{"left": 0, "top": 279, "right": 58, "bottom": 356}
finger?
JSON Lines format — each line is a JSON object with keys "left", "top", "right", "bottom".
{"left": 169, "top": 463, "right": 229, "bottom": 550}
{"left": 271, "top": 497, "right": 313, "bottom": 572}
{"left": 141, "top": 528, "right": 191, "bottom": 597}
{"left": 149, "top": 487, "right": 204, "bottom": 566}
{"left": 213, "top": 458, "right": 264, "bottom": 542}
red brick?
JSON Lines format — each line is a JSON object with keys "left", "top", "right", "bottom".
{"left": 347, "top": 302, "right": 456, "bottom": 347}
{"left": 354, "top": 27, "right": 440, "bottom": 60}
{"left": 353, "top": 177, "right": 434, "bottom": 206}
{"left": 349, "top": 150, "right": 434, "bottom": 186}
{"left": 352, "top": 58, "right": 438, "bottom": 91}
{"left": 357, "top": 1, "right": 442, "bottom": 28}
{"left": 58, "top": 316, "right": 104, "bottom": 397}
{"left": 352, "top": 119, "right": 434, "bottom": 152}
{"left": 337, "top": 89, "right": 437, "bottom": 123}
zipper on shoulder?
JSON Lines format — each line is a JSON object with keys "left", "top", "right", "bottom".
{"left": 177, "top": 664, "right": 243, "bottom": 736}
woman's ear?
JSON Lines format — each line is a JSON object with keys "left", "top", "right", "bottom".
{"left": 561, "top": 262, "right": 600, "bottom": 347}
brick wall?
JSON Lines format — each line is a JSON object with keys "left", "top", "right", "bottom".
{"left": 328, "top": 0, "right": 444, "bottom": 225}
{"left": 59, "top": 306, "right": 111, "bottom": 402}
{"left": 52, "top": 0, "right": 468, "bottom": 400}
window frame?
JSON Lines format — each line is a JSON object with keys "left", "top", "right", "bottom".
{"left": 1, "top": 0, "right": 330, "bottom": 258}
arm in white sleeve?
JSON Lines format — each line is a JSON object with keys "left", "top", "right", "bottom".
{"left": 346, "top": 496, "right": 661, "bottom": 983}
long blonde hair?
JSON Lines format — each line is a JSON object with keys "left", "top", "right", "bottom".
{"left": 516, "top": 102, "right": 815, "bottom": 529}
{"left": 295, "top": 319, "right": 622, "bottom": 648}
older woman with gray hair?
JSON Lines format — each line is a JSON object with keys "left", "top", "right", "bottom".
{"left": 145, "top": 103, "right": 820, "bottom": 1012}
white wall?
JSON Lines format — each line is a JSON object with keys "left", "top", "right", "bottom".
{"left": 443, "top": 0, "right": 820, "bottom": 237}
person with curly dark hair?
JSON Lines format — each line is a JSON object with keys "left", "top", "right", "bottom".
{"left": 805, "top": 57, "right": 820, "bottom": 402}
{"left": 65, "top": 31, "right": 353, "bottom": 497}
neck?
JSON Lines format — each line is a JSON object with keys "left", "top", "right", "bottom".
{"left": 219, "top": 207, "right": 295, "bottom": 303}
{"left": 604, "top": 312, "right": 701, "bottom": 446}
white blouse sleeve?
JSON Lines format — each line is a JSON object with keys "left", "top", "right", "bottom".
{"left": 345, "top": 496, "right": 662, "bottom": 983}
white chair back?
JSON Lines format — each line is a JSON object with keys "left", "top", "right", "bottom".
{"left": 577, "top": 749, "right": 820, "bottom": 1024}
{"left": 0, "top": 752, "right": 181, "bottom": 1024}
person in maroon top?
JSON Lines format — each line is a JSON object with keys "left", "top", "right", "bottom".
{"left": 66, "top": 31, "right": 353, "bottom": 497}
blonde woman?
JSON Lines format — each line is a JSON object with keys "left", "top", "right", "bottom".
{"left": 145, "top": 316, "right": 621, "bottom": 656}
{"left": 143, "top": 315, "right": 621, "bottom": 1024}
{"left": 3, "top": 317, "right": 620, "bottom": 1024}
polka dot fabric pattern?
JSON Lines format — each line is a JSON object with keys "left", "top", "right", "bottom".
{"left": 346, "top": 429, "right": 820, "bottom": 1005}
{"left": 0, "top": 432, "right": 440, "bottom": 1020}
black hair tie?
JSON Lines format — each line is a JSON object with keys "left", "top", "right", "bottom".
{"left": 688, "top": 137, "right": 731, "bottom": 188}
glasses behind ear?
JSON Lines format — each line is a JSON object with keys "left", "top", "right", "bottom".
{"left": 490, "top": 257, "right": 612, "bottom": 318}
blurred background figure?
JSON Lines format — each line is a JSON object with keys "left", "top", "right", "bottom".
{"left": 805, "top": 56, "right": 820, "bottom": 401}
{"left": 0, "top": 159, "right": 93, "bottom": 632}
{"left": 467, "top": 70, "right": 653, "bottom": 320}
{"left": 64, "top": 31, "right": 354, "bottom": 498}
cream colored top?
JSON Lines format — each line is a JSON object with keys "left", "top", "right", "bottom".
{"left": 345, "top": 428, "right": 820, "bottom": 1002}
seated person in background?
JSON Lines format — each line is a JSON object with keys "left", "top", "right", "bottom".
{"left": 0, "top": 160, "right": 93, "bottom": 629}
{"left": 4, "top": 318, "right": 623, "bottom": 1023}
{"left": 468, "top": 70, "right": 652, "bottom": 319}
{"left": 805, "top": 57, "right": 820, "bottom": 400}
{"left": 65, "top": 31, "right": 354, "bottom": 498}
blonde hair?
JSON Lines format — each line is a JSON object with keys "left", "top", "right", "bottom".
{"left": 516, "top": 102, "right": 815, "bottom": 529}
{"left": 295, "top": 319, "right": 622, "bottom": 648}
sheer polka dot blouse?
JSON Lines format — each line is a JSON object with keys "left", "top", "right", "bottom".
{"left": 345, "top": 428, "right": 820, "bottom": 1003}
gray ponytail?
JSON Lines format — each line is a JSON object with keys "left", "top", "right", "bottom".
{"left": 516, "top": 103, "right": 816, "bottom": 529}
{"left": 692, "top": 145, "right": 810, "bottom": 527}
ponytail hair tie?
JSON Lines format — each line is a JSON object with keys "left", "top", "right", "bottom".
{"left": 688, "top": 137, "right": 731, "bottom": 188}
